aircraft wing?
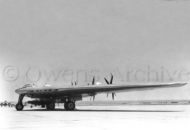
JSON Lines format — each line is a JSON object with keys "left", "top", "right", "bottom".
{"left": 17, "top": 83, "right": 187, "bottom": 97}
{"left": 54, "top": 83, "right": 187, "bottom": 95}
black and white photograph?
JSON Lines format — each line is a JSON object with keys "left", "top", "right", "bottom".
{"left": 0, "top": 0, "right": 190, "bottom": 130}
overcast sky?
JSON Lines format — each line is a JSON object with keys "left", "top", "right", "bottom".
{"left": 0, "top": 0, "right": 190, "bottom": 101}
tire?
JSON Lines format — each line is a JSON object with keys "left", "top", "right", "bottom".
{"left": 41, "top": 104, "right": 45, "bottom": 108}
{"left": 16, "top": 103, "right": 24, "bottom": 111}
{"left": 46, "top": 102, "right": 55, "bottom": 110}
{"left": 65, "top": 101, "right": 75, "bottom": 111}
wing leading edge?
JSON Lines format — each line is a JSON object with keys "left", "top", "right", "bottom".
{"left": 55, "top": 83, "right": 187, "bottom": 95}
{"left": 17, "top": 83, "right": 187, "bottom": 96}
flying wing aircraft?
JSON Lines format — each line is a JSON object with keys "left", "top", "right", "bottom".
{"left": 15, "top": 74, "right": 187, "bottom": 111}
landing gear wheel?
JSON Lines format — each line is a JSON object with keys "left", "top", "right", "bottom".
{"left": 16, "top": 103, "right": 24, "bottom": 111}
{"left": 15, "top": 94, "right": 25, "bottom": 111}
{"left": 65, "top": 101, "right": 75, "bottom": 111}
{"left": 46, "top": 102, "right": 55, "bottom": 110}
{"left": 41, "top": 104, "right": 45, "bottom": 108}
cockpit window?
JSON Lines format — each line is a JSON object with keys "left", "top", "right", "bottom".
{"left": 21, "top": 84, "right": 32, "bottom": 89}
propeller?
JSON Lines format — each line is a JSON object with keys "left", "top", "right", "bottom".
{"left": 92, "top": 77, "right": 95, "bottom": 85}
{"left": 104, "top": 73, "right": 116, "bottom": 100}
{"left": 71, "top": 81, "right": 78, "bottom": 86}
{"left": 93, "top": 95, "right": 95, "bottom": 101}
{"left": 112, "top": 93, "right": 116, "bottom": 100}
{"left": 90, "top": 95, "right": 96, "bottom": 101}
{"left": 91, "top": 76, "right": 96, "bottom": 101}
{"left": 74, "top": 81, "right": 77, "bottom": 86}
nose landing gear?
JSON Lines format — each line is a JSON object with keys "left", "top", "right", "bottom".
{"left": 15, "top": 94, "right": 25, "bottom": 111}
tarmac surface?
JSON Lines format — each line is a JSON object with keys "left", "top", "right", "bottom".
{"left": 1, "top": 105, "right": 190, "bottom": 130}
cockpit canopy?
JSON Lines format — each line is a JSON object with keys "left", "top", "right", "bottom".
{"left": 21, "top": 84, "right": 33, "bottom": 89}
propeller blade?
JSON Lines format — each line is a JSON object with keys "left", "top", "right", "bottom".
{"left": 75, "top": 81, "right": 77, "bottom": 85}
{"left": 110, "top": 73, "right": 113, "bottom": 84}
{"left": 112, "top": 93, "right": 115, "bottom": 100}
{"left": 92, "top": 77, "right": 95, "bottom": 85}
{"left": 104, "top": 78, "right": 110, "bottom": 84}
{"left": 105, "top": 74, "right": 114, "bottom": 99}
{"left": 93, "top": 95, "right": 95, "bottom": 101}
{"left": 71, "top": 82, "right": 73, "bottom": 86}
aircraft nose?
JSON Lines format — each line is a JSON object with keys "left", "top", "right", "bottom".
{"left": 15, "top": 88, "right": 22, "bottom": 94}
{"left": 15, "top": 89, "right": 19, "bottom": 94}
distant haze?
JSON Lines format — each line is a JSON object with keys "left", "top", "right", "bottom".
{"left": 0, "top": 0, "right": 190, "bottom": 101}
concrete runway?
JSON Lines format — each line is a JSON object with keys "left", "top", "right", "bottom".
{"left": 1, "top": 105, "right": 190, "bottom": 130}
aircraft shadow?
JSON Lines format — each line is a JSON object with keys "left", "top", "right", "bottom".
{"left": 21, "top": 108, "right": 182, "bottom": 112}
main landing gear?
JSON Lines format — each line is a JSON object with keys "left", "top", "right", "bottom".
{"left": 15, "top": 95, "right": 76, "bottom": 111}
{"left": 46, "top": 102, "right": 55, "bottom": 110}
{"left": 64, "top": 101, "right": 75, "bottom": 111}
{"left": 15, "top": 94, "right": 25, "bottom": 111}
